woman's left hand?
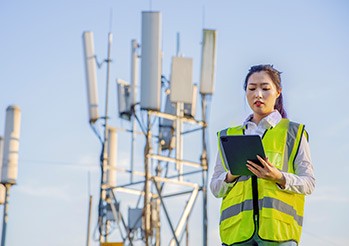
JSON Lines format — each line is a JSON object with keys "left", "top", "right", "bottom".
{"left": 246, "top": 155, "right": 286, "bottom": 187}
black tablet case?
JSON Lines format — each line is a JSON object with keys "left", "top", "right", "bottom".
{"left": 220, "top": 135, "right": 266, "bottom": 176}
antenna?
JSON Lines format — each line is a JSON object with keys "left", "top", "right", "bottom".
{"left": 130, "top": 39, "right": 139, "bottom": 107}
{"left": 149, "top": 0, "right": 152, "bottom": 10}
{"left": 116, "top": 79, "right": 132, "bottom": 121}
{"left": 199, "top": 29, "right": 217, "bottom": 95}
{"left": 202, "top": 5, "right": 206, "bottom": 30}
{"left": 109, "top": 8, "right": 113, "bottom": 32}
{"left": 106, "top": 127, "right": 117, "bottom": 187}
{"left": 1, "top": 105, "right": 21, "bottom": 246}
{"left": 170, "top": 56, "right": 193, "bottom": 104}
{"left": 1, "top": 105, "right": 21, "bottom": 184}
{"left": 140, "top": 11, "right": 162, "bottom": 111}
{"left": 86, "top": 171, "right": 92, "bottom": 246}
{"left": 176, "top": 32, "right": 181, "bottom": 56}
{"left": 184, "top": 84, "right": 198, "bottom": 118}
{"left": 82, "top": 31, "right": 99, "bottom": 123}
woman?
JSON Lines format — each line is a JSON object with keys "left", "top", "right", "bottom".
{"left": 210, "top": 65, "right": 315, "bottom": 246}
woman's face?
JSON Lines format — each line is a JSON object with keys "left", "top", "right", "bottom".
{"left": 246, "top": 71, "right": 280, "bottom": 121}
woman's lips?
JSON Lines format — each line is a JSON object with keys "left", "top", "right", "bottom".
{"left": 255, "top": 101, "right": 263, "bottom": 107}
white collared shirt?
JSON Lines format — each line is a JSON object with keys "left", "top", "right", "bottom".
{"left": 210, "top": 110, "right": 316, "bottom": 198}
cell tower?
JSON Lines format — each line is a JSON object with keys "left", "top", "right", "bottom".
{"left": 83, "top": 11, "right": 217, "bottom": 245}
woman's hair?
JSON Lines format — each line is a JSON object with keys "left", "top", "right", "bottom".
{"left": 243, "top": 64, "right": 287, "bottom": 118}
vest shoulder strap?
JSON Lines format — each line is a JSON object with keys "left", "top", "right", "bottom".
{"left": 287, "top": 121, "right": 307, "bottom": 172}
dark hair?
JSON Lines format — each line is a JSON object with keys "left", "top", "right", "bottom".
{"left": 243, "top": 64, "right": 287, "bottom": 118}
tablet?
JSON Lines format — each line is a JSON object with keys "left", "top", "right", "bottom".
{"left": 220, "top": 135, "right": 266, "bottom": 176}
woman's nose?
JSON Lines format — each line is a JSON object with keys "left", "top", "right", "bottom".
{"left": 255, "top": 89, "right": 262, "bottom": 98}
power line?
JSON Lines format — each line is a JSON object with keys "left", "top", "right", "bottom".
{"left": 19, "top": 159, "right": 98, "bottom": 168}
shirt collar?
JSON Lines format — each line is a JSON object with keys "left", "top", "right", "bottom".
{"left": 243, "top": 110, "right": 282, "bottom": 129}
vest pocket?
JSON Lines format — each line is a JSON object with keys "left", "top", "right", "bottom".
{"left": 258, "top": 197, "right": 303, "bottom": 242}
{"left": 220, "top": 210, "right": 255, "bottom": 244}
{"left": 259, "top": 211, "right": 297, "bottom": 241}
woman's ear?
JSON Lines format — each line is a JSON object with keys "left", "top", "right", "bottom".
{"left": 277, "top": 89, "right": 282, "bottom": 98}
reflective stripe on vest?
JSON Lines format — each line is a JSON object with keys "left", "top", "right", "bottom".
{"left": 220, "top": 196, "right": 303, "bottom": 226}
{"left": 218, "top": 119, "right": 306, "bottom": 244}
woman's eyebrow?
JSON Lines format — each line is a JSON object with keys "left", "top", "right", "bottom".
{"left": 248, "top": 82, "right": 271, "bottom": 86}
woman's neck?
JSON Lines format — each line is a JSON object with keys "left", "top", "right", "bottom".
{"left": 251, "top": 112, "right": 272, "bottom": 125}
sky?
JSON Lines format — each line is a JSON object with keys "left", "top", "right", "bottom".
{"left": 1, "top": 0, "right": 349, "bottom": 245}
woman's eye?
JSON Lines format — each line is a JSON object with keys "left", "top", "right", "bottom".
{"left": 248, "top": 88, "right": 256, "bottom": 91}
{"left": 262, "top": 87, "right": 270, "bottom": 91}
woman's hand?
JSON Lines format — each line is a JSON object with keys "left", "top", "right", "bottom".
{"left": 246, "top": 155, "right": 286, "bottom": 188}
{"left": 225, "top": 172, "right": 240, "bottom": 183}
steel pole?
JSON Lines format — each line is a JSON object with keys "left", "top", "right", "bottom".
{"left": 99, "top": 32, "right": 113, "bottom": 243}
{"left": 201, "top": 94, "right": 208, "bottom": 246}
{"left": 130, "top": 39, "right": 139, "bottom": 184}
{"left": 1, "top": 184, "right": 11, "bottom": 246}
{"left": 144, "top": 111, "right": 152, "bottom": 246}
{"left": 86, "top": 195, "right": 93, "bottom": 246}
{"left": 175, "top": 102, "right": 184, "bottom": 181}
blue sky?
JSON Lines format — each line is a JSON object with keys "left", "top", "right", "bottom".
{"left": 1, "top": 0, "right": 349, "bottom": 245}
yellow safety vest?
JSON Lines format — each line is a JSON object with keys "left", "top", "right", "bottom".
{"left": 217, "top": 119, "right": 306, "bottom": 245}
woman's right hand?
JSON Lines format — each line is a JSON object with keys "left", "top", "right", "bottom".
{"left": 225, "top": 172, "right": 240, "bottom": 183}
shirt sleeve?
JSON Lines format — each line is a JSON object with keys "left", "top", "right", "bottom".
{"left": 210, "top": 153, "right": 237, "bottom": 198}
{"left": 280, "top": 134, "right": 316, "bottom": 195}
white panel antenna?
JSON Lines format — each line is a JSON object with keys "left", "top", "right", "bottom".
{"left": 107, "top": 127, "right": 117, "bottom": 187}
{"left": 159, "top": 91, "right": 175, "bottom": 150}
{"left": 170, "top": 56, "right": 193, "bottom": 103}
{"left": 130, "top": 39, "right": 139, "bottom": 107}
{"left": 199, "top": 29, "right": 217, "bottom": 95}
{"left": 1, "top": 105, "right": 21, "bottom": 184}
{"left": 117, "top": 79, "right": 132, "bottom": 121}
{"left": 140, "top": 11, "right": 162, "bottom": 111}
{"left": 184, "top": 84, "right": 198, "bottom": 118}
{"left": 83, "top": 31, "right": 99, "bottom": 123}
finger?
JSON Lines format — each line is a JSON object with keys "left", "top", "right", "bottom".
{"left": 257, "top": 155, "right": 273, "bottom": 167}
{"left": 247, "top": 160, "right": 263, "bottom": 172}
{"left": 246, "top": 164, "right": 259, "bottom": 176}
{"left": 247, "top": 164, "right": 265, "bottom": 178}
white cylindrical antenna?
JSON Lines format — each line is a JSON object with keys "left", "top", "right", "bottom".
{"left": 130, "top": 39, "right": 139, "bottom": 107}
{"left": 82, "top": 31, "right": 99, "bottom": 123}
{"left": 170, "top": 56, "right": 193, "bottom": 104}
{"left": 107, "top": 127, "right": 117, "bottom": 187}
{"left": 1, "top": 105, "right": 21, "bottom": 184}
{"left": 140, "top": 11, "right": 162, "bottom": 111}
{"left": 199, "top": 29, "right": 217, "bottom": 95}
